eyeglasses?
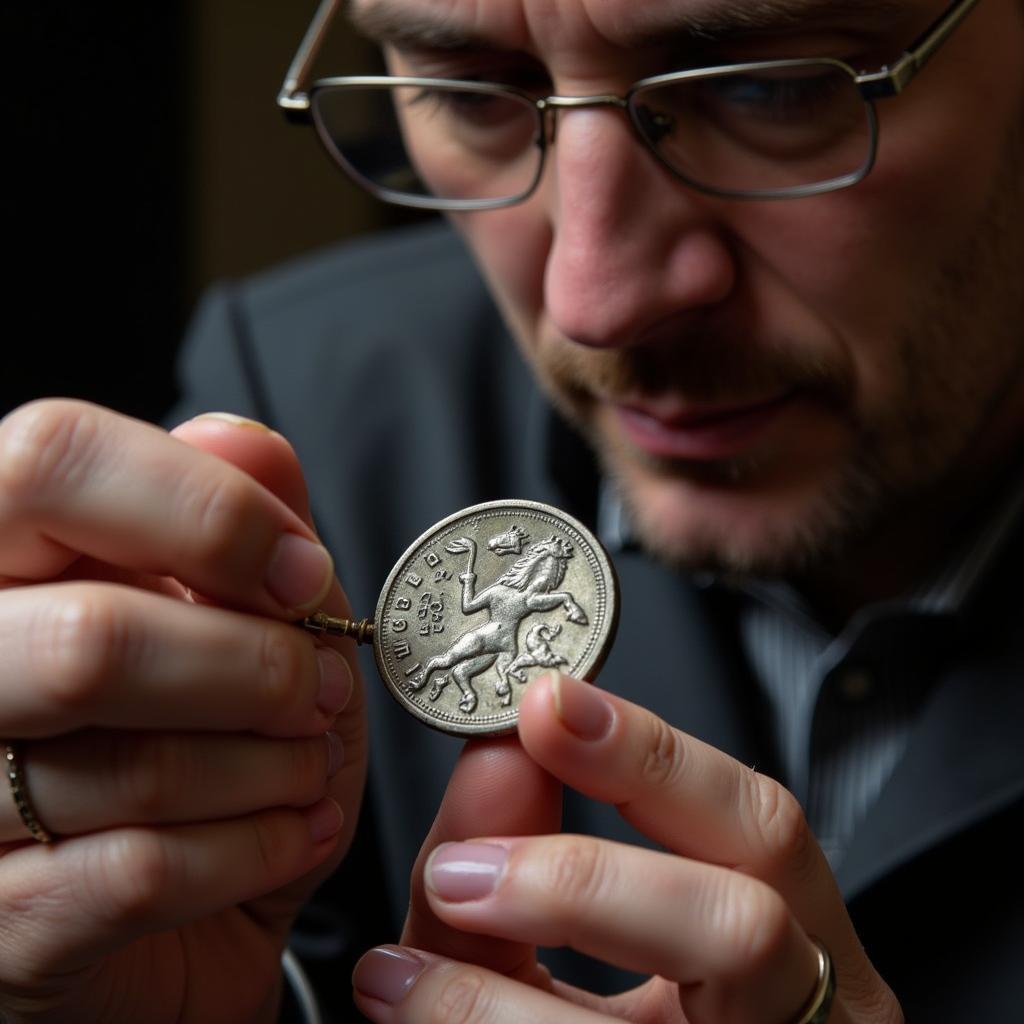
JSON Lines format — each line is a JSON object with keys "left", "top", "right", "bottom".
{"left": 278, "top": 0, "right": 980, "bottom": 209}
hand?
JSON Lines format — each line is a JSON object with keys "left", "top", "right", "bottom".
{"left": 353, "top": 672, "right": 902, "bottom": 1024}
{"left": 0, "top": 401, "right": 367, "bottom": 1023}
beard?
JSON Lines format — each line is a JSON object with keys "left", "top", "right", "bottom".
{"left": 524, "top": 129, "right": 1024, "bottom": 580}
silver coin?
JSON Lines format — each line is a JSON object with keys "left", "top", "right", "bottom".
{"left": 373, "top": 499, "right": 619, "bottom": 737}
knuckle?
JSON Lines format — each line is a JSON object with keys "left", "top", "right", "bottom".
{"left": 117, "top": 735, "right": 191, "bottom": 819}
{"left": 710, "top": 873, "right": 792, "bottom": 979}
{"left": 840, "top": 962, "right": 906, "bottom": 1024}
{"left": 184, "top": 471, "right": 260, "bottom": 571}
{"left": 285, "top": 737, "right": 329, "bottom": 803}
{"left": 639, "top": 717, "right": 687, "bottom": 790}
{"left": 433, "top": 968, "right": 496, "bottom": 1024}
{"left": 0, "top": 400, "right": 99, "bottom": 506}
{"left": 545, "top": 836, "right": 607, "bottom": 911}
{"left": 746, "top": 772, "right": 815, "bottom": 878}
{"left": 248, "top": 810, "right": 301, "bottom": 883}
{"left": 98, "top": 831, "right": 178, "bottom": 924}
{"left": 35, "top": 590, "right": 133, "bottom": 709}
{"left": 255, "top": 627, "right": 308, "bottom": 722}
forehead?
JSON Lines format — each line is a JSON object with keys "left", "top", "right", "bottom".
{"left": 347, "top": 0, "right": 915, "bottom": 54}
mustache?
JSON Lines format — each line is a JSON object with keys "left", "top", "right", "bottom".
{"left": 539, "top": 327, "right": 847, "bottom": 408}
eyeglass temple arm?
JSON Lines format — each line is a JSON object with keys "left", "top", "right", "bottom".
{"left": 277, "top": 0, "right": 343, "bottom": 121}
{"left": 856, "top": 0, "right": 979, "bottom": 99}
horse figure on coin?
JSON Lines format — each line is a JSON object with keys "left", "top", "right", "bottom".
{"left": 407, "top": 534, "right": 587, "bottom": 713}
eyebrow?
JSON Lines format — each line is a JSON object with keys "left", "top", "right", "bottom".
{"left": 346, "top": 0, "right": 489, "bottom": 50}
{"left": 627, "top": 0, "right": 908, "bottom": 41}
{"left": 347, "top": 0, "right": 908, "bottom": 51}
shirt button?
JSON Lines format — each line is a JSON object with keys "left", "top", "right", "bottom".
{"left": 837, "top": 668, "right": 875, "bottom": 702}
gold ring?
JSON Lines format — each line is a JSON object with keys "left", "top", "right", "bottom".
{"left": 3, "top": 742, "right": 54, "bottom": 843}
{"left": 791, "top": 938, "right": 836, "bottom": 1024}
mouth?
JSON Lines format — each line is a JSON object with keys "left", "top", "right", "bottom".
{"left": 611, "top": 390, "right": 804, "bottom": 461}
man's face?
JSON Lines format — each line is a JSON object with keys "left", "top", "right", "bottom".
{"left": 358, "top": 0, "right": 1024, "bottom": 578}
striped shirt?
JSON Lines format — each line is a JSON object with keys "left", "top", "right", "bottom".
{"left": 598, "top": 475, "right": 1024, "bottom": 869}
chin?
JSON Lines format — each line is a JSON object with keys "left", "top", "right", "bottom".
{"left": 597, "top": 430, "right": 884, "bottom": 578}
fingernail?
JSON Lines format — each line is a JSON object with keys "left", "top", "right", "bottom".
{"left": 325, "top": 731, "right": 344, "bottom": 777}
{"left": 265, "top": 534, "right": 334, "bottom": 612}
{"left": 353, "top": 946, "right": 426, "bottom": 1006}
{"left": 426, "top": 842, "right": 507, "bottom": 902}
{"left": 549, "top": 671, "right": 614, "bottom": 741}
{"left": 316, "top": 646, "right": 353, "bottom": 716}
{"left": 304, "top": 797, "right": 343, "bottom": 843}
{"left": 191, "top": 411, "right": 272, "bottom": 431}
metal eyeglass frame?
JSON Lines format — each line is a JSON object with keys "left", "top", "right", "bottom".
{"left": 277, "top": 0, "right": 981, "bottom": 208}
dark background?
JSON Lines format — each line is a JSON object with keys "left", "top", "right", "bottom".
{"left": 5, "top": 3, "right": 418, "bottom": 425}
{"left": 4, "top": 7, "right": 428, "bottom": 1012}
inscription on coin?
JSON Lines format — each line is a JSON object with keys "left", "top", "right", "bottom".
{"left": 374, "top": 500, "right": 618, "bottom": 737}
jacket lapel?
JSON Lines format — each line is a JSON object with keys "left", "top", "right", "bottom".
{"left": 836, "top": 644, "right": 1024, "bottom": 900}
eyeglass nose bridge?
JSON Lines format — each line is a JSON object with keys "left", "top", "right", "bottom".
{"left": 538, "top": 94, "right": 629, "bottom": 144}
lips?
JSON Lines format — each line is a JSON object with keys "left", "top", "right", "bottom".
{"left": 612, "top": 391, "right": 802, "bottom": 461}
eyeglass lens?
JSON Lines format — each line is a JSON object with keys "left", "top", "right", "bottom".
{"left": 312, "top": 64, "right": 874, "bottom": 204}
{"left": 631, "top": 64, "right": 873, "bottom": 195}
{"left": 313, "top": 84, "right": 543, "bottom": 204}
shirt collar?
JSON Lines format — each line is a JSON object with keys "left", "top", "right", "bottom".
{"left": 907, "top": 468, "right": 1024, "bottom": 615}
{"left": 596, "top": 478, "right": 634, "bottom": 553}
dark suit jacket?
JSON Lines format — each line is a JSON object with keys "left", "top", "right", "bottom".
{"left": 171, "top": 220, "right": 1024, "bottom": 1021}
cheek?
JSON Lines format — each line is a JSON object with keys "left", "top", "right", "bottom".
{"left": 727, "top": 93, "right": 1016, "bottom": 412}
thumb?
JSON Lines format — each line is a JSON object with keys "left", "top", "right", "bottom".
{"left": 170, "top": 412, "right": 368, "bottom": 916}
{"left": 401, "top": 736, "right": 561, "bottom": 983}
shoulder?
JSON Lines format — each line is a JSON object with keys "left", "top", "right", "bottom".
{"left": 230, "top": 219, "right": 495, "bottom": 354}
{"left": 176, "top": 216, "right": 523, "bottom": 430}
{"left": 211, "top": 219, "right": 517, "bottom": 404}
{"left": 246, "top": 216, "right": 476, "bottom": 290}
{"left": 177, "top": 214, "right": 540, "bottom": 528}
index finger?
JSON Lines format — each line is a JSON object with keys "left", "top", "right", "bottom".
{"left": 0, "top": 581, "right": 345, "bottom": 738}
{"left": 0, "top": 400, "right": 333, "bottom": 617}
{"left": 517, "top": 673, "right": 850, "bottom": 941}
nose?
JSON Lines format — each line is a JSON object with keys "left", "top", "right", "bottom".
{"left": 541, "top": 104, "right": 737, "bottom": 348}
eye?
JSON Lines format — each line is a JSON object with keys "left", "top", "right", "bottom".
{"left": 408, "top": 86, "right": 498, "bottom": 119}
{"left": 405, "top": 85, "right": 532, "bottom": 128}
{"left": 701, "top": 67, "right": 850, "bottom": 123}
{"left": 393, "top": 82, "right": 541, "bottom": 164}
{"left": 631, "top": 60, "right": 869, "bottom": 170}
